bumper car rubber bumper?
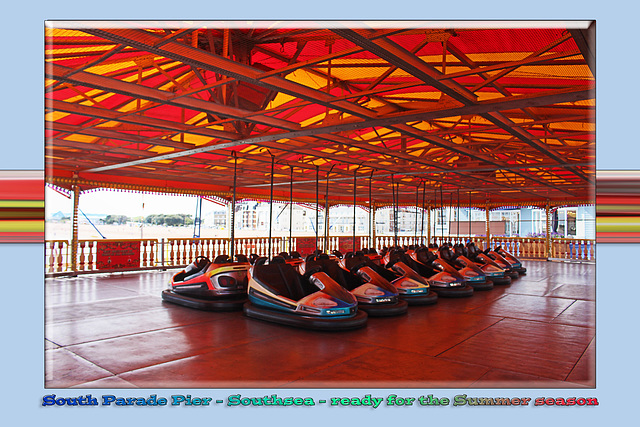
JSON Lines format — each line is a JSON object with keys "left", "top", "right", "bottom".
{"left": 242, "top": 301, "right": 368, "bottom": 330}
{"left": 399, "top": 290, "right": 438, "bottom": 306}
{"left": 507, "top": 270, "right": 519, "bottom": 280}
{"left": 357, "top": 299, "right": 409, "bottom": 317}
{"left": 467, "top": 280, "right": 494, "bottom": 291}
{"left": 488, "top": 275, "right": 511, "bottom": 285}
{"left": 162, "top": 289, "right": 247, "bottom": 311}
{"left": 430, "top": 284, "right": 474, "bottom": 298}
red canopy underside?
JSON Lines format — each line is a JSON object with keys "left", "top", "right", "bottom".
{"left": 45, "top": 22, "right": 595, "bottom": 207}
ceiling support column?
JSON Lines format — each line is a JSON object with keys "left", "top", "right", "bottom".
{"left": 546, "top": 202, "right": 551, "bottom": 259}
{"left": 70, "top": 181, "right": 80, "bottom": 274}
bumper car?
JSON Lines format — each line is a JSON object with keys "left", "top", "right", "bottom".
{"left": 482, "top": 248, "right": 519, "bottom": 280}
{"left": 362, "top": 248, "right": 383, "bottom": 266}
{"left": 465, "top": 243, "right": 512, "bottom": 285}
{"left": 407, "top": 246, "right": 474, "bottom": 297}
{"left": 243, "top": 256, "right": 367, "bottom": 330}
{"left": 278, "top": 251, "right": 304, "bottom": 273}
{"left": 439, "top": 245, "right": 493, "bottom": 291}
{"left": 495, "top": 245, "right": 527, "bottom": 275}
{"left": 381, "top": 248, "right": 438, "bottom": 305}
{"left": 162, "top": 255, "right": 250, "bottom": 311}
{"left": 333, "top": 251, "right": 409, "bottom": 316}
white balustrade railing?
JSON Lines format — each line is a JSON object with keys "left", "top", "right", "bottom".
{"left": 45, "top": 233, "right": 595, "bottom": 275}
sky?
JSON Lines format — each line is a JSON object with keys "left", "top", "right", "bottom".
{"left": 45, "top": 186, "right": 215, "bottom": 218}
{"left": 44, "top": 186, "right": 377, "bottom": 219}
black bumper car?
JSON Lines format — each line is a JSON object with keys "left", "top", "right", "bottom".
{"left": 243, "top": 256, "right": 367, "bottom": 330}
{"left": 162, "top": 255, "right": 250, "bottom": 311}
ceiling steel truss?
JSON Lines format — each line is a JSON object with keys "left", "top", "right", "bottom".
{"left": 45, "top": 21, "right": 595, "bottom": 206}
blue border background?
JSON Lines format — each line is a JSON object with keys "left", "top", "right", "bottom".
{"left": 4, "top": 1, "right": 636, "bottom": 425}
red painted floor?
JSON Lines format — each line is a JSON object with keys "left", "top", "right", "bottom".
{"left": 45, "top": 260, "right": 595, "bottom": 389}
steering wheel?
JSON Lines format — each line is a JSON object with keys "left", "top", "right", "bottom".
{"left": 194, "top": 255, "right": 210, "bottom": 265}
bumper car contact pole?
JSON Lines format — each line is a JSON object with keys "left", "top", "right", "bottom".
{"left": 433, "top": 186, "right": 437, "bottom": 246}
{"left": 289, "top": 164, "right": 293, "bottom": 253}
{"left": 230, "top": 151, "right": 237, "bottom": 260}
{"left": 421, "top": 180, "right": 426, "bottom": 246}
{"left": 469, "top": 191, "right": 472, "bottom": 240}
{"left": 161, "top": 151, "right": 249, "bottom": 311}
{"left": 457, "top": 189, "right": 460, "bottom": 240}
{"left": 440, "top": 185, "right": 444, "bottom": 246}
{"left": 395, "top": 180, "right": 400, "bottom": 248}
{"left": 268, "top": 152, "right": 275, "bottom": 259}
{"left": 325, "top": 164, "right": 335, "bottom": 253}
{"left": 449, "top": 192, "right": 453, "bottom": 244}
{"left": 352, "top": 166, "right": 357, "bottom": 253}
{"left": 415, "top": 183, "right": 419, "bottom": 246}
{"left": 369, "top": 169, "right": 374, "bottom": 249}
{"left": 315, "top": 164, "right": 319, "bottom": 253}
{"left": 391, "top": 174, "right": 397, "bottom": 248}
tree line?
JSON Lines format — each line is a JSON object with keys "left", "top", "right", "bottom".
{"left": 103, "top": 214, "right": 196, "bottom": 226}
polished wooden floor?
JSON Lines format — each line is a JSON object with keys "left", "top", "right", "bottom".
{"left": 45, "top": 260, "right": 595, "bottom": 389}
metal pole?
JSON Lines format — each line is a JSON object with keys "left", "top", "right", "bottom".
{"left": 421, "top": 181, "right": 426, "bottom": 245}
{"left": 440, "top": 186, "right": 444, "bottom": 244}
{"left": 468, "top": 191, "right": 472, "bottom": 242}
{"left": 226, "top": 200, "right": 232, "bottom": 242}
{"left": 391, "top": 175, "right": 397, "bottom": 248}
{"left": 325, "top": 165, "right": 334, "bottom": 253}
{"left": 369, "top": 169, "right": 374, "bottom": 248}
{"left": 427, "top": 204, "right": 431, "bottom": 246}
{"left": 449, "top": 192, "right": 453, "bottom": 243}
{"left": 485, "top": 204, "right": 491, "bottom": 250}
{"left": 192, "top": 197, "right": 199, "bottom": 238}
{"left": 198, "top": 197, "right": 202, "bottom": 237}
{"left": 457, "top": 189, "right": 460, "bottom": 241}
{"left": 79, "top": 208, "right": 105, "bottom": 239}
{"left": 433, "top": 187, "right": 437, "bottom": 246}
{"left": 395, "top": 180, "right": 400, "bottom": 247}
{"left": 415, "top": 184, "right": 419, "bottom": 246}
{"left": 289, "top": 165, "right": 293, "bottom": 253}
{"left": 268, "top": 153, "right": 275, "bottom": 259}
{"left": 546, "top": 202, "right": 551, "bottom": 258}
{"left": 140, "top": 194, "right": 144, "bottom": 240}
{"left": 71, "top": 183, "right": 80, "bottom": 273}
{"left": 230, "top": 152, "right": 237, "bottom": 259}
{"left": 371, "top": 205, "right": 377, "bottom": 251}
{"left": 315, "top": 164, "right": 319, "bottom": 252}
{"left": 353, "top": 167, "right": 357, "bottom": 252}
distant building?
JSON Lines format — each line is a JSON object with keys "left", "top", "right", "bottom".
{"left": 193, "top": 200, "right": 596, "bottom": 240}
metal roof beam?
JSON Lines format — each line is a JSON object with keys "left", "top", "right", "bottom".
{"left": 246, "top": 162, "right": 592, "bottom": 187}
{"left": 79, "top": 85, "right": 592, "bottom": 174}
{"left": 332, "top": 28, "right": 594, "bottom": 186}
{"left": 83, "top": 28, "right": 379, "bottom": 120}
{"left": 48, "top": 64, "right": 301, "bottom": 131}
{"left": 569, "top": 22, "right": 595, "bottom": 77}
{"left": 446, "top": 39, "right": 595, "bottom": 186}
{"left": 48, "top": 99, "right": 239, "bottom": 141}
{"left": 443, "top": 48, "right": 580, "bottom": 81}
